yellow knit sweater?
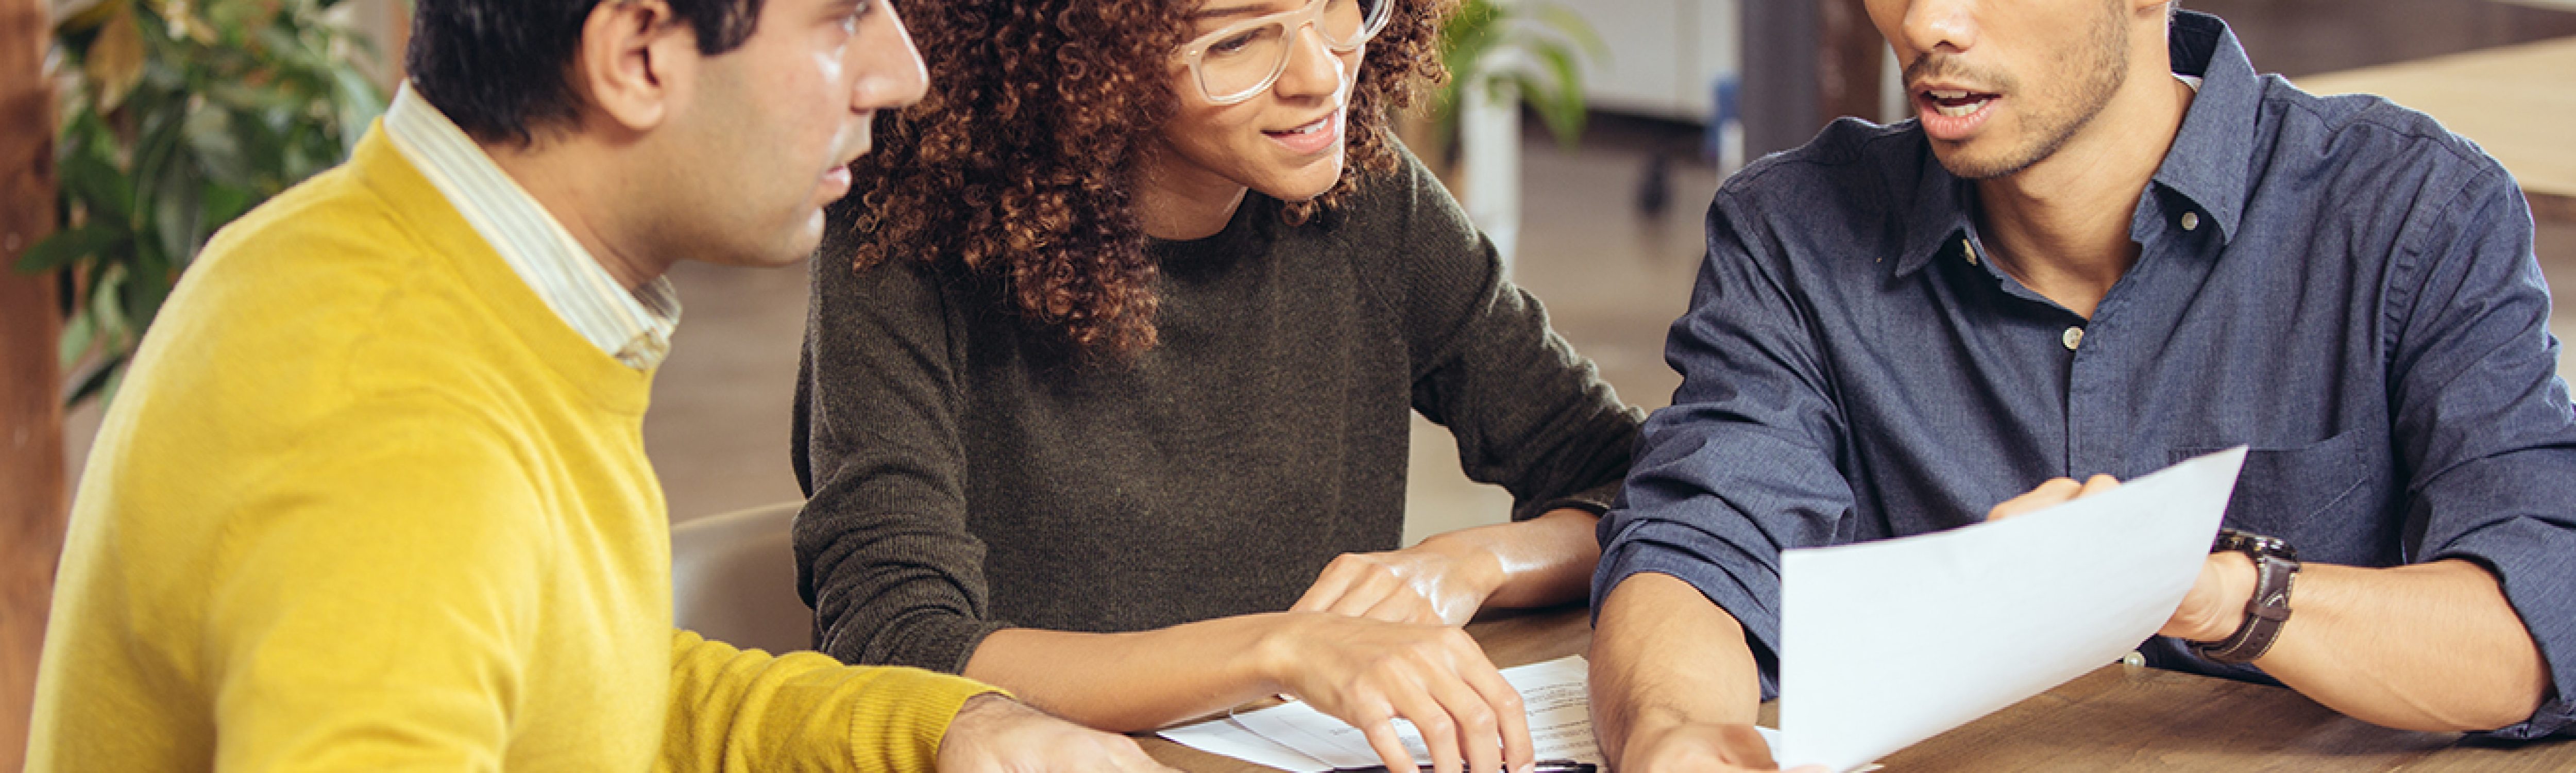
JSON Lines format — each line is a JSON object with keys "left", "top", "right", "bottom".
{"left": 28, "top": 126, "right": 991, "bottom": 772}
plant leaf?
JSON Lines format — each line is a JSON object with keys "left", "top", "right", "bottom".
{"left": 1526, "top": 45, "right": 1589, "bottom": 147}
{"left": 330, "top": 66, "right": 386, "bottom": 154}
{"left": 66, "top": 350, "right": 129, "bottom": 406}
{"left": 118, "top": 262, "right": 174, "bottom": 341}
{"left": 58, "top": 144, "right": 134, "bottom": 227}
{"left": 86, "top": 3, "right": 147, "bottom": 113}
{"left": 87, "top": 261, "right": 128, "bottom": 342}
{"left": 148, "top": 163, "right": 200, "bottom": 275}
{"left": 97, "top": 367, "right": 127, "bottom": 408}
{"left": 14, "top": 225, "right": 126, "bottom": 274}
{"left": 1435, "top": 0, "right": 1605, "bottom": 149}
{"left": 183, "top": 104, "right": 250, "bottom": 184}
{"left": 1532, "top": 3, "right": 1608, "bottom": 61}
{"left": 58, "top": 307, "right": 96, "bottom": 366}
{"left": 54, "top": 0, "right": 124, "bottom": 35}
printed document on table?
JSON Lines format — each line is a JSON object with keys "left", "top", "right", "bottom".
{"left": 1773, "top": 447, "right": 2247, "bottom": 772}
{"left": 1158, "top": 655, "right": 1781, "bottom": 771}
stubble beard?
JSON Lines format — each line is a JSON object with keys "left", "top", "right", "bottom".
{"left": 1938, "top": 3, "right": 2132, "bottom": 181}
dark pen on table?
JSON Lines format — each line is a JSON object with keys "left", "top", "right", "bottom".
{"left": 1325, "top": 761, "right": 1595, "bottom": 773}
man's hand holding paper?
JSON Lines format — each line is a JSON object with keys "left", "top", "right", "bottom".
{"left": 1982, "top": 473, "right": 2258, "bottom": 644}
{"left": 1768, "top": 448, "right": 2249, "bottom": 771}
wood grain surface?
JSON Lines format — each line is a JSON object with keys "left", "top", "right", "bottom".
{"left": 1138, "top": 606, "right": 2576, "bottom": 771}
{"left": 0, "top": 0, "right": 60, "bottom": 769}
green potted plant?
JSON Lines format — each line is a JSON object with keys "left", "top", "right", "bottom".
{"left": 1412, "top": 0, "right": 1603, "bottom": 266}
{"left": 16, "top": 0, "right": 385, "bottom": 406}
{"left": 1429, "top": 0, "right": 1601, "bottom": 153}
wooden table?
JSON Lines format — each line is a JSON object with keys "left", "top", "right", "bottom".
{"left": 2294, "top": 36, "right": 2576, "bottom": 223}
{"left": 1138, "top": 606, "right": 2576, "bottom": 771}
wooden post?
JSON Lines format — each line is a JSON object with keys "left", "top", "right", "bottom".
{"left": 0, "top": 0, "right": 61, "bottom": 767}
{"left": 1817, "top": 0, "right": 1887, "bottom": 126}
{"left": 1741, "top": 0, "right": 1887, "bottom": 160}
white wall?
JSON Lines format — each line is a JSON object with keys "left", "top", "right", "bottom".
{"left": 1559, "top": 0, "right": 1739, "bottom": 123}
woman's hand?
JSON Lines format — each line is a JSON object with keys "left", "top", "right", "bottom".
{"left": 1258, "top": 613, "right": 1534, "bottom": 773}
{"left": 1292, "top": 543, "right": 1502, "bottom": 627}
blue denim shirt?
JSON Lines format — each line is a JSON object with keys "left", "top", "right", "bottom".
{"left": 1595, "top": 11, "right": 2576, "bottom": 740}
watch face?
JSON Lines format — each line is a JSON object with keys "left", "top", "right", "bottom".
{"left": 2215, "top": 528, "right": 2297, "bottom": 561}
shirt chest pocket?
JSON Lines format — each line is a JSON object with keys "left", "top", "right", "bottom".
{"left": 2172, "top": 428, "right": 2394, "bottom": 536}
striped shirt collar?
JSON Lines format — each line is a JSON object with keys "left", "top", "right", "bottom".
{"left": 381, "top": 83, "right": 681, "bottom": 371}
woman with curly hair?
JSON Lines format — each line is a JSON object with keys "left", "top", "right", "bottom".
{"left": 791, "top": 1, "right": 1640, "bottom": 770}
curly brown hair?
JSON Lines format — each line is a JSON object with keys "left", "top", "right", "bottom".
{"left": 829, "top": 0, "right": 1456, "bottom": 356}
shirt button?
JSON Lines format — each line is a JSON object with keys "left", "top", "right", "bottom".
{"left": 2062, "top": 326, "right": 2084, "bottom": 350}
{"left": 2123, "top": 651, "right": 2146, "bottom": 667}
{"left": 2180, "top": 211, "right": 2200, "bottom": 231}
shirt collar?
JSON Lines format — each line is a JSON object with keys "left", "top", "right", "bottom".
{"left": 2147, "top": 10, "right": 2259, "bottom": 245}
{"left": 379, "top": 83, "right": 682, "bottom": 371}
{"left": 1894, "top": 10, "right": 2260, "bottom": 277}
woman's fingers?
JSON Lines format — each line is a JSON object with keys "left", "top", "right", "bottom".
{"left": 1327, "top": 567, "right": 1406, "bottom": 618}
{"left": 1293, "top": 558, "right": 1364, "bottom": 613}
{"left": 1453, "top": 643, "right": 1534, "bottom": 772}
{"left": 1385, "top": 675, "right": 1467, "bottom": 773}
{"left": 1364, "top": 585, "right": 1444, "bottom": 625}
{"left": 1284, "top": 617, "right": 1535, "bottom": 773}
{"left": 1359, "top": 716, "right": 1420, "bottom": 773}
{"left": 1417, "top": 650, "right": 1508, "bottom": 773}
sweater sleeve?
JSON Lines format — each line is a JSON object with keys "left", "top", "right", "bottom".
{"left": 1359, "top": 140, "right": 1644, "bottom": 520}
{"left": 658, "top": 630, "right": 997, "bottom": 771}
{"left": 792, "top": 253, "right": 1011, "bottom": 673}
{"left": 199, "top": 397, "right": 549, "bottom": 772}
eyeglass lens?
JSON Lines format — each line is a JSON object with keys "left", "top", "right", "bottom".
{"left": 1197, "top": 0, "right": 1388, "bottom": 101}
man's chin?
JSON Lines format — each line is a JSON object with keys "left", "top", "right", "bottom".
{"left": 717, "top": 218, "right": 825, "bottom": 270}
{"left": 1933, "top": 143, "right": 2041, "bottom": 182}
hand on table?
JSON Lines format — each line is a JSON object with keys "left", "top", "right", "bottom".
{"left": 1981, "top": 475, "right": 2257, "bottom": 644}
{"left": 1614, "top": 715, "right": 1824, "bottom": 773}
{"left": 936, "top": 693, "right": 1174, "bottom": 772}
{"left": 1264, "top": 613, "right": 1533, "bottom": 773}
{"left": 1292, "top": 544, "right": 1500, "bottom": 627}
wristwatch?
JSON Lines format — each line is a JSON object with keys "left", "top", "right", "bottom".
{"left": 2198, "top": 528, "right": 2299, "bottom": 664}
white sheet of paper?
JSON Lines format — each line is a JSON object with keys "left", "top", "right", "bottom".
{"left": 1154, "top": 715, "right": 1333, "bottom": 772}
{"left": 1160, "top": 655, "right": 1775, "bottom": 771}
{"left": 1773, "top": 447, "right": 2247, "bottom": 772}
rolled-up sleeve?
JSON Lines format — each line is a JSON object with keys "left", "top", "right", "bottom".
{"left": 2386, "top": 166, "right": 2576, "bottom": 740}
{"left": 1591, "top": 193, "right": 1858, "bottom": 700}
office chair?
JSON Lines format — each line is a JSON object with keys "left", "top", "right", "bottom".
{"left": 670, "top": 500, "right": 813, "bottom": 656}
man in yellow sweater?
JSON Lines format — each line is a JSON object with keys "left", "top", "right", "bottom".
{"left": 26, "top": 0, "right": 1170, "bottom": 770}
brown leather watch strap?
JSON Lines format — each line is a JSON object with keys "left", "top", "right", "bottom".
{"left": 2200, "top": 551, "right": 2298, "bottom": 663}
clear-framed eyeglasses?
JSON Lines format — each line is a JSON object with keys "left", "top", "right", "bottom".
{"left": 1177, "top": 0, "right": 1392, "bottom": 105}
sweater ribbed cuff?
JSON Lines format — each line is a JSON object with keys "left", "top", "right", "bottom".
{"left": 845, "top": 667, "right": 1009, "bottom": 771}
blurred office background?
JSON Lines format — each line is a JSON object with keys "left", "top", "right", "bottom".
{"left": 5, "top": 1, "right": 2575, "bottom": 768}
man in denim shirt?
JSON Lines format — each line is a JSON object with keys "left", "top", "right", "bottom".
{"left": 1587, "top": 2, "right": 2575, "bottom": 769}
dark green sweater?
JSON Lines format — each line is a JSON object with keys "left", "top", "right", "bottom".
{"left": 791, "top": 147, "right": 1642, "bottom": 674}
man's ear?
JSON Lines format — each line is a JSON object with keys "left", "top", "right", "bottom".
{"left": 572, "top": 0, "right": 700, "bottom": 133}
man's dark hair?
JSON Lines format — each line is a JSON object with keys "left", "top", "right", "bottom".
{"left": 406, "top": 0, "right": 770, "bottom": 145}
